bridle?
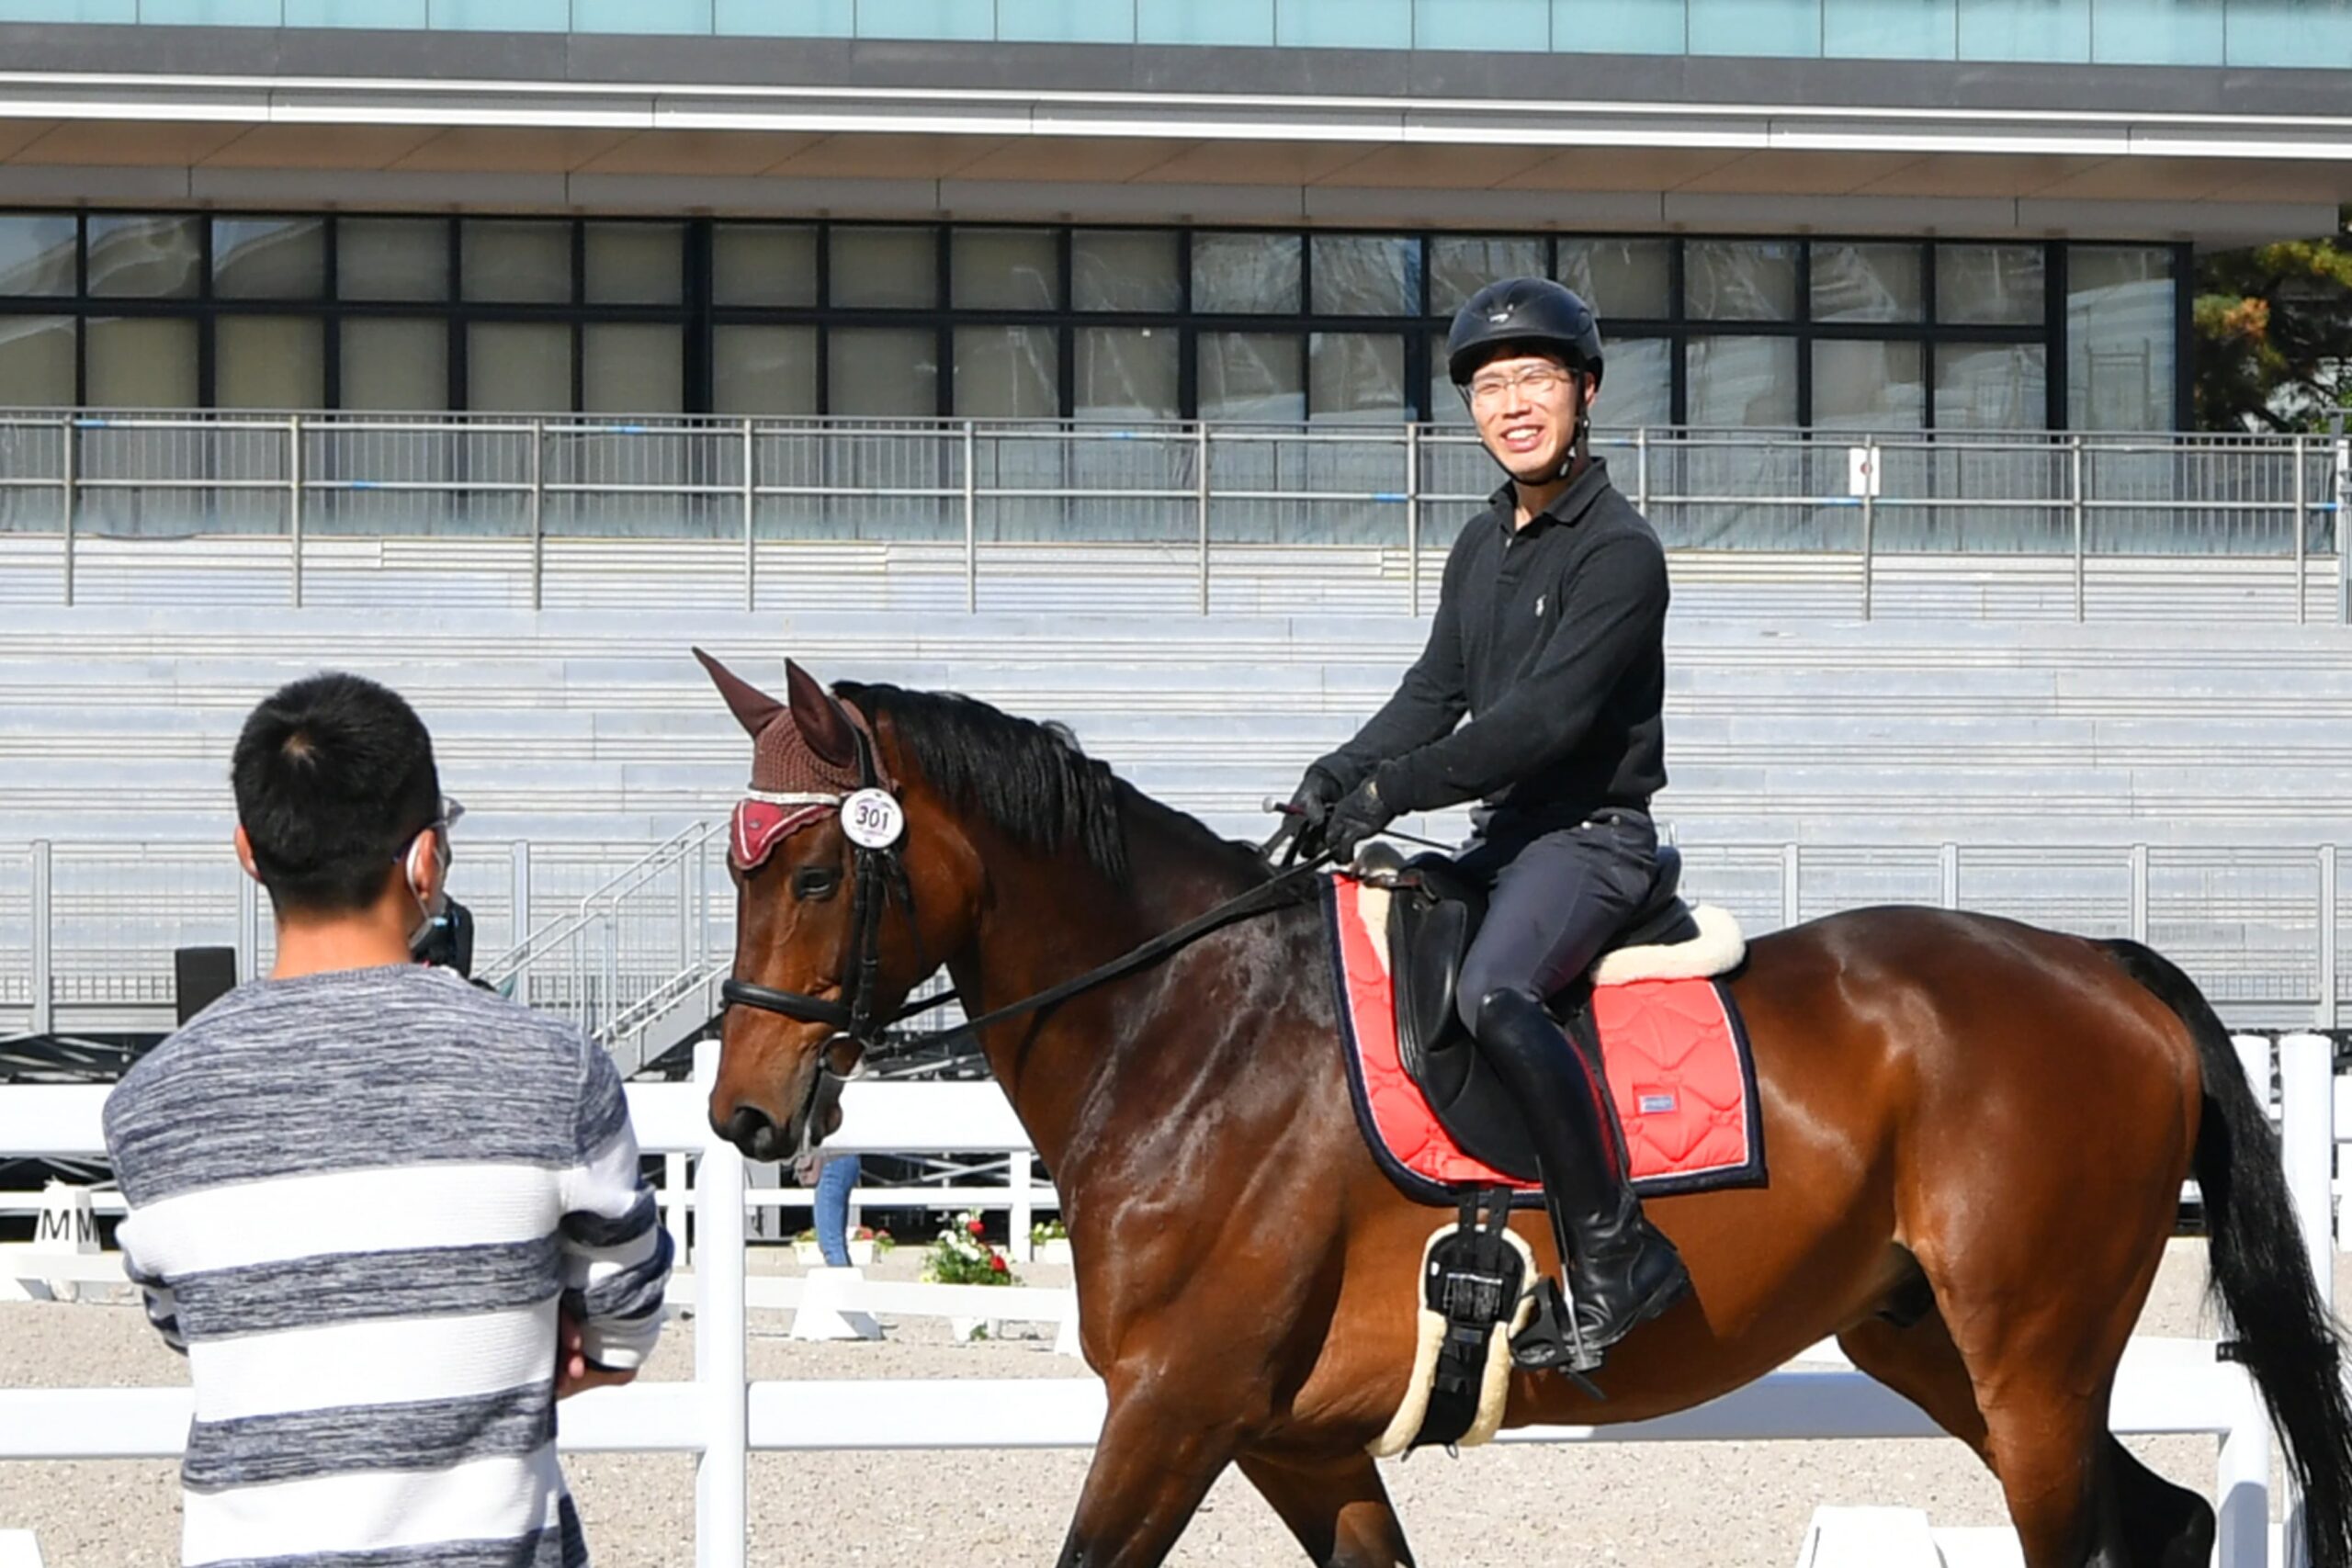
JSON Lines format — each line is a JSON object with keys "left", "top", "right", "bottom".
{"left": 717, "top": 716, "right": 944, "bottom": 1055}
{"left": 718, "top": 714, "right": 1333, "bottom": 1071}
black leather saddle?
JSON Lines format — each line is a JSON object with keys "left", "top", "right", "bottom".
{"left": 1378, "top": 843, "right": 1702, "bottom": 1182}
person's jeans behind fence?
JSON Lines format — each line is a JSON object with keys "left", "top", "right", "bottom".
{"left": 815, "top": 1153, "right": 862, "bottom": 1267}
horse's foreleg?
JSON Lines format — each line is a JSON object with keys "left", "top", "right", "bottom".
{"left": 1053, "top": 1375, "right": 1244, "bottom": 1568}
{"left": 1238, "top": 1451, "right": 1417, "bottom": 1568}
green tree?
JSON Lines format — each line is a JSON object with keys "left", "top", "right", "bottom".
{"left": 2194, "top": 209, "right": 2352, "bottom": 432}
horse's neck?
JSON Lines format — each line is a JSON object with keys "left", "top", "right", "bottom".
{"left": 947, "top": 824, "right": 1266, "bottom": 1173}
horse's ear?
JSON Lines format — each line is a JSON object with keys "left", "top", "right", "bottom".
{"left": 694, "top": 648, "right": 784, "bottom": 738}
{"left": 786, "top": 659, "right": 857, "bottom": 770}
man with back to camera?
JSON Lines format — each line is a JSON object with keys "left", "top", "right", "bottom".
{"left": 103, "top": 671, "right": 672, "bottom": 1567}
{"left": 1280, "top": 277, "right": 1687, "bottom": 1375}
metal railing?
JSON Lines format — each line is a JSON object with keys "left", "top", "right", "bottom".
{"left": 2, "top": 412, "right": 2344, "bottom": 622}
{"left": 4, "top": 835, "right": 2345, "bottom": 1048}
{"left": 472, "top": 823, "right": 728, "bottom": 1073}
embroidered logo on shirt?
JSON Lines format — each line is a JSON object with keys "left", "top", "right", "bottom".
{"left": 1535, "top": 594, "right": 1547, "bottom": 616}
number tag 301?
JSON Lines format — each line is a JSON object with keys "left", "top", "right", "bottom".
{"left": 842, "top": 788, "right": 906, "bottom": 850}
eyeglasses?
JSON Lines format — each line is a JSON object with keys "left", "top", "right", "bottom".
{"left": 1467, "top": 367, "right": 1573, "bottom": 406}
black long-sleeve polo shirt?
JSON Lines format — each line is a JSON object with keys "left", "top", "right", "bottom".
{"left": 1315, "top": 457, "right": 1668, "bottom": 829}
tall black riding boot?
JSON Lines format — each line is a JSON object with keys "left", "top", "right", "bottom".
{"left": 1474, "top": 986, "right": 1690, "bottom": 1371}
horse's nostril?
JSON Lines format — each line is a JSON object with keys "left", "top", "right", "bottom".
{"left": 719, "top": 1104, "right": 775, "bottom": 1148}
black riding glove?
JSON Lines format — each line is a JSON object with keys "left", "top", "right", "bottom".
{"left": 1269, "top": 764, "right": 1345, "bottom": 864}
{"left": 1324, "top": 775, "right": 1399, "bottom": 865}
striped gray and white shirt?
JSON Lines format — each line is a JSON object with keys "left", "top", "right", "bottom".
{"left": 103, "top": 963, "right": 673, "bottom": 1568}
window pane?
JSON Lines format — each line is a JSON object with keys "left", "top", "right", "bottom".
{"left": 584, "top": 322, "right": 683, "bottom": 413}
{"left": 829, "top": 326, "right": 938, "bottom": 417}
{"left": 2067, "top": 246, "right": 2174, "bottom": 431}
{"left": 1689, "top": 0, "right": 1819, "bottom": 53}
{"left": 87, "top": 216, "right": 199, "bottom": 299}
{"left": 1827, "top": 0, "right": 1957, "bottom": 57}
{"left": 1075, "top": 326, "right": 1178, "bottom": 421}
{"left": 830, "top": 228, "right": 937, "bottom": 310}
{"left": 1312, "top": 234, "right": 1418, "bottom": 317}
{"left": 1811, "top": 243, "right": 1923, "bottom": 323}
{"left": 1309, "top": 333, "right": 1406, "bottom": 423}
{"left": 1959, "top": 0, "right": 2088, "bottom": 59}
{"left": 714, "top": 225, "right": 818, "bottom": 308}
{"left": 86, "top": 317, "right": 197, "bottom": 406}
{"left": 0, "top": 316, "right": 74, "bottom": 404}
{"left": 585, "top": 222, "right": 683, "bottom": 307}
{"left": 1193, "top": 232, "right": 1301, "bottom": 315}
{"left": 213, "top": 218, "right": 325, "bottom": 300}
{"left": 1072, "top": 231, "right": 1181, "bottom": 312}
{"left": 1430, "top": 235, "right": 1547, "bottom": 314}
{"left": 1811, "top": 339, "right": 1926, "bottom": 430}
{"left": 2091, "top": 0, "right": 2222, "bottom": 62}
{"left": 1591, "top": 336, "right": 1672, "bottom": 429}
{"left": 1685, "top": 240, "right": 1798, "bottom": 321}
{"left": 338, "top": 218, "right": 448, "bottom": 302}
{"left": 1429, "top": 331, "right": 1471, "bottom": 424}
{"left": 714, "top": 325, "right": 818, "bottom": 416}
{"left": 468, "top": 321, "right": 571, "bottom": 411}
{"left": 218, "top": 316, "right": 323, "bottom": 408}
{"left": 1937, "top": 243, "right": 2044, "bottom": 325}
{"left": 0, "top": 215, "right": 77, "bottom": 297}
{"left": 953, "top": 229, "right": 1059, "bottom": 310}
{"left": 954, "top": 325, "right": 1059, "bottom": 419}
{"left": 341, "top": 318, "right": 449, "bottom": 411}
{"left": 1200, "top": 331, "right": 1305, "bottom": 421}
{"left": 1934, "top": 342, "right": 2048, "bottom": 429}
{"left": 462, "top": 220, "right": 571, "bottom": 305}
{"left": 1558, "top": 238, "right": 1671, "bottom": 320}
{"left": 1687, "top": 336, "right": 1797, "bottom": 426}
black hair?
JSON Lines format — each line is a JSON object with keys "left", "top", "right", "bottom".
{"left": 232, "top": 671, "right": 442, "bottom": 916}
{"left": 833, "top": 682, "right": 1128, "bottom": 883}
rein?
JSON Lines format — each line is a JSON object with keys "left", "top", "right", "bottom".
{"left": 718, "top": 725, "right": 1332, "bottom": 1062}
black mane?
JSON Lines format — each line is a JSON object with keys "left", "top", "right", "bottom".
{"left": 836, "top": 682, "right": 1134, "bottom": 882}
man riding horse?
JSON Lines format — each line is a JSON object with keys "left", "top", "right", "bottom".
{"left": 1278, "top": 276, "right": 1688, "bottom": 1373}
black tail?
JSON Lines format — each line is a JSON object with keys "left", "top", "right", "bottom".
{"left": 2106, "top": 938, "right": 2352, "bottom": 1568}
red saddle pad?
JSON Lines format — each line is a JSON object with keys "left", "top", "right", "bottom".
{"left": 1327, "top": 874, "right": 1765, "bottom": 1205}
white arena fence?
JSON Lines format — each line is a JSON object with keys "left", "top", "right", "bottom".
{"left": 0, "top": 1037, "right": 2339, "bottom": 1568}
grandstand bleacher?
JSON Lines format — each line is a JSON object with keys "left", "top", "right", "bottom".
{"left": 4, "top": 602, "right": 2349, "bottom": 1042}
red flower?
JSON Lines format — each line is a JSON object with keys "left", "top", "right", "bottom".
{"left": 967, "top": 1219, "right": 986, "bottom": 1236}
{"left": 989, "top": 1254, "right": 1009, "bottom": 1273}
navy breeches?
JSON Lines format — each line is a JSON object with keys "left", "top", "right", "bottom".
{"left": 1453, "top": 809, "right": 1660, "bottom": 1033}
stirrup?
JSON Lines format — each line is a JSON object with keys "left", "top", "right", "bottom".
{"left": 1508, "top": 1279, "right": 1607, "bottom": 1399}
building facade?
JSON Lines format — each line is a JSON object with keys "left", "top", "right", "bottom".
{"left": 2, "top": 0, "right": 2348, "bottom": 432}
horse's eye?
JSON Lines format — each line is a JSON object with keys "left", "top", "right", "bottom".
{"left": 791, "top": 866, "right": 842, "bottom": 901}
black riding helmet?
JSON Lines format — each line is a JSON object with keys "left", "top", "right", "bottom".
{"left": 1446, "top": 276, "right": 1605, "bottom": 389}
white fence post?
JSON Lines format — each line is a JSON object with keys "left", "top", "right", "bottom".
{"left": 2278, "top": 1033, "right": 2334, "bottom": 1313}
{"left": 1781, "top": 843, "right": 1801, "bottom": 931}
{"left": 692, "top": 1043, "right": 746, "bottom": 1568}
{"left": 2319, "top": 845, "right": 2337, "bottom": 1032}
{"left": 1009, "top": 1151, "right": 1035, "bottom": 1262}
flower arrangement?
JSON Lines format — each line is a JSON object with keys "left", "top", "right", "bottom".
{"left": 922, "top": 1211, "right": 1017, "bottom": 1286}
{"left": 1029, "top": 1219, "right": 1068, "bottom": 1246}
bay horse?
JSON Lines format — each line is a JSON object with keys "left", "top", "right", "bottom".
{"left": 699, "top": 653, "right": 2352, "bottom": 1568}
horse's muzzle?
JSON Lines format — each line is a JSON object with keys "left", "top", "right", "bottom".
{"left": 716, "top": 1102, "right": 799, "bottom": 1163}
